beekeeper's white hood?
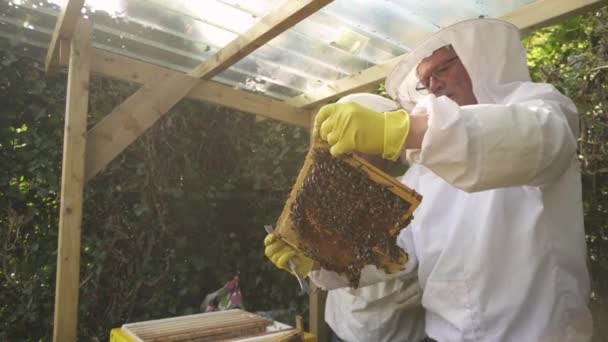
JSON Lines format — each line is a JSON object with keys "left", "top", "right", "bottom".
{"left": 385, "top": 19, "right": 530, "bottom": 107}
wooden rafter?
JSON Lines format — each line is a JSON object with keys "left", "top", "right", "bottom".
{"left": 501, "top": 0, "right": 607, "bottom": 34}
{"left": 285, "top": 55, "right": 403, "bottom": 109}
{"left": 288, "top": 0, "right": 607, "bottom": 109}
{"left": 52, "top": 19, "right": 92, "bottom": 342}
{"left": 309, "top": 284, "right": 330, "bottom": 341}
{"left": 84, "top": 0, "right": 333, "bottom": 181}
{"left": 59, "top": 49, "right": 311, "bottom": 128}
{"left": 44, "top": 0, "right": 85, "bottom": 74}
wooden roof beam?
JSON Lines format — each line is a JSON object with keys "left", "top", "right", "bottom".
{"left": 45, "top": 0, "right": 85, "bottom": 74}
{"left": 84, "top": 0, "right": 333, "bottom": 181}
{"left": 288, "top": 0, "right": 607, "bottom": 109}
{"left": 57, "top": 48, "right": 312, "bottom": 127}
{"left": 504, "top": 0, "right": 607, "bottom": 34}
{"left": 285, "top": 55, "right": 402, "bottom": 109}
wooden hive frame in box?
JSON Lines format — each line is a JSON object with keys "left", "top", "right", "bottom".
{"left": 274, "top": 139, "right": 422, "bottom": 287}
{"left": 120, "top": 309, "right": 273, "bottom": 342}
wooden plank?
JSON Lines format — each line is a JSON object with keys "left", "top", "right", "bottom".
{"left": 52, "top": 19, "right": 92, "bottom": 342}
{"left": 309, "top": 286, "right": 330, "bottom": 342}
{"left": 45, "top": 0, "right": 85, "bottom": 74}
{"left": 121, "top": 310, "right": 273, "bottom": 341}
{"left": 58, "top": 39, "right": 71, "bottom": 67}
{"left": 81, "top": 49, "right": 310, "bottom": 127}
{"left": 285, "top": 56, "right": 402, "bottom": 109}
{"left": 188, "top": 81, "right": 311, "bottom": 127}
{"left": 502, "top": 0, "right": 607, "bottom": 34}
{"left": 84, "top": 0, "right": 333, "bottom": 181}
{"left": 306, "top": 111, "right": 327, "bottom": 342}
{"left": 287, "top": 0, "right": 606, "bottom": 108}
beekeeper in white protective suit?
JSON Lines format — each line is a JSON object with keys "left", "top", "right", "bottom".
{"left": 264, "top": 93, "right": 427, "bottom": 342}
{"left": 267, "top": 18, "right": 593, "bottom": 341}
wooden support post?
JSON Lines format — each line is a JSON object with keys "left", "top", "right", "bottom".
{"left": 58, "top": 39, "right": 71, "bottom": 67}
{"left": 307, "top": 108, "right": 331, "bottom": 342}
{"left": 309, "top": 284, "right": 330, "bottom": 342}
{"left": 52, "top": 19, "right": 92, "bottom": 342}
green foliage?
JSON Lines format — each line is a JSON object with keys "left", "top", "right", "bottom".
{"left": 524, "top": 7, "right": 608, "bottom": 303}
{"left": 0, "top": 53, "right": 64, "bottom": 340}
{"left": 0, "top": 51, "right": 309, "bottom": 340}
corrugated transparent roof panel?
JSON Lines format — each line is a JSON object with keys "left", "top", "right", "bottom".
{"left": 0, "top": 0, "right": 536, "bottom": 100}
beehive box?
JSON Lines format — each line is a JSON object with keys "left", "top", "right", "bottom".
{"left": 274, "top": 139, "right": 422, "bottom": 287}
{"left": 114, "top": 309, "right": 272, "bottom": 342}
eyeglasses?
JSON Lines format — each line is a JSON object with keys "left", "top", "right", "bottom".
{"left": 415, "top": 56, "right": 460, "bottom": 94}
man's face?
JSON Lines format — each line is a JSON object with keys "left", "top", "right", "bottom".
{"left": 416, "top": 47, "right": 477, "bottom": 106}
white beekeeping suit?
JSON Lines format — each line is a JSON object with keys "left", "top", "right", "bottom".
{"left": 309, "top": 93, "right": 426, "bottom": 342}
{"left": 385, "top": 19, "right": 592, "bottom": 341}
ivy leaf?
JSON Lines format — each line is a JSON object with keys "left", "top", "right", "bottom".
{"left": 133, "top": 203, "right": 148, "bottom": 216}
{"left": 1, "top": 53, "right": 17, "bottom": 66}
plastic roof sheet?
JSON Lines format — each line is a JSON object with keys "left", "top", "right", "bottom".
{"left": 0, "top": 0, "right": 536, "bottom": 100}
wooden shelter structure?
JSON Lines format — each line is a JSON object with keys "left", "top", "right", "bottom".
{"left": 0, "top": 0, "right": 605, "bottom": 340}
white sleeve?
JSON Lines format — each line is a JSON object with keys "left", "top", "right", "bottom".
{"left": 309, "top": 265, "right": 417, "bottom": 291}
{"left": 308, "top": 269, "right": 350, "bottom": 290}
{"left": 411, "top": 84, "right": 578, "bottom": 192}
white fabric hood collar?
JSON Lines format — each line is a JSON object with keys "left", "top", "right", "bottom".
{"left": 385, "top": 19, "right": 531, "bottom": 107}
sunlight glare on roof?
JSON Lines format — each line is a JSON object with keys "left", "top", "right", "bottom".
{"left": 182, "top": 0, "right": 257, "bottom": 34}
{"left": 85, "top": 0, "right": 125, "bottom": 17}
{"left": 46, "top": 0, "right": 125, "bottom": 18}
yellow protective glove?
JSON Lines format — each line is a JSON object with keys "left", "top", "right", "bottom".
{"left": 313, "top": 102, "right": 410, "bottom": 160}
{"left": 264, "top": 233, "right": 313, "bottom": 277}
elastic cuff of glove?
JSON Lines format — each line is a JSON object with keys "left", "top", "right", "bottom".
{"left": 383, "top": 109, "right": 410, "bottom": 161}
{"left": 289, "top": 259, "right": 314, "bottom": 278}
